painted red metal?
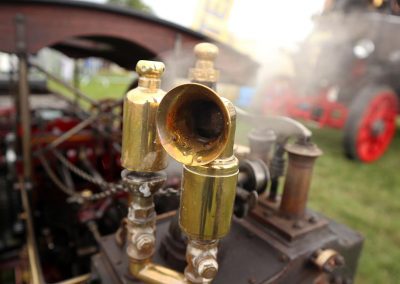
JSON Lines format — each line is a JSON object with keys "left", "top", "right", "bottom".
{"left": 262, "top": 81, "right": 348, "bottom": 129}
{"left": 356, "top": 91, "right": 398, "bottom": 162}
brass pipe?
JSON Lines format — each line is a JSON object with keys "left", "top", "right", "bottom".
{"left": 55, "top": 274, "right": 91, "bottom": 284}
{"left": 20, "top": 179, "right": 45, "bottom": 284}
{"left": 279, "top": 141, "right": 322, "bottom": 219}
{"left": 129, "top": 260, "right": 185, "bottom": 284}
{"left": 18, "top": 55, "right": 32, "bottom": 180}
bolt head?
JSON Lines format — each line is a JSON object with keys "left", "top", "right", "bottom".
{"left": 197, "top": 258, "right": 218, "bottom": 279}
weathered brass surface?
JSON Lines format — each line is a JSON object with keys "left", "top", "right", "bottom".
{"left": 185, "top": 240, "right": 219, "bottom": 282}
{"left": 156, "top": 83, "right": 232, "bottom": 166}
{"left": 121, "top": 60, "right": 167, "bottom": 172}
{"left": 311, "top": 249, "right": 344, "bottom": 273}
{"left": 122, "top": 171, "right": 166, "bottom": 261}
{"left": 20, "top": 178, "right": 45, "bottom": 284}
{"left": 123, "top": 171, "right": 186, "bottom": 284}
{"left": 56, "top": 274, "right": 91, "bottom": 284}
{"left": 279, "top": 141, "right": 322, "bottom": 219}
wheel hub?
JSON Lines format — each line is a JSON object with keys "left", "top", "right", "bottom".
{"left": 371, "top": 119, "right": 386, "bottom": 137}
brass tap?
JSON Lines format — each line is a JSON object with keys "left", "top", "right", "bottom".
{"left": 121, "top": 60, "right": 168, "bottom": 172}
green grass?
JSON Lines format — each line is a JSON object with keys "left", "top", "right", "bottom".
{"left": 49, "top": 77, "right": 400, "bottom": 283}
{"left": 310, "top": 127, "right": 400, "bottom": 284}
{"left": 237, "top": 120, "right": 400, "bottom": 284}
{"left": 47, "top": 74, "right": 132, "bottom": 109}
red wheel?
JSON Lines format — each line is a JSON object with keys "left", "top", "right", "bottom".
{"left": 344, "top": 86, "right": 398, "bottom": 162}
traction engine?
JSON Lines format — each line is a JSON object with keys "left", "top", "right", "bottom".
{"left": 0, "top": 43, "right": 363, "bottom": 284}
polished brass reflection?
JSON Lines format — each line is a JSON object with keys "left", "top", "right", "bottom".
{"left": 180, "top": 156, "right": 238, "bottom": 240}
{"left": 129, "top": 259, "right": 185, "bottom": 284}
{"left": 121, "top": 60, "right": 168, "bottom": 172}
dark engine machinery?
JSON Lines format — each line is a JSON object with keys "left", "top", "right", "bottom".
{"left": 0, "top": 43, "right": 363, "bottom": 284}
{"left": 90, "top": 43, "right": 363, "bottom": 284}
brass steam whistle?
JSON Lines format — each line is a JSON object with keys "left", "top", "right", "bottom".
{"left": 121, "top": 43, "right": 238, "bottom": 283}
{"left": 157, "top": 43, "right": 239, "bottom": 283}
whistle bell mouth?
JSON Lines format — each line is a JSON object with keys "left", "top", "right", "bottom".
{"left": 156, "top": 83, "right": 231, "bottom": 166}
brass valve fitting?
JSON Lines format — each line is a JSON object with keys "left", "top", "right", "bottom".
{"left": 185, "top": 240, "right": 219, "bottom": 283}
{"left": 123, "top": 170, "right": 166, "bottom": 261}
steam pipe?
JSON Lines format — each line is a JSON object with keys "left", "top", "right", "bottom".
{"left": 235, "top": 107, "right": 312, "bottom": 140}
{"left": 237, "top": 107, "right": 312, "bottom": 203}
{"left": 279, "top": 141, "right": 322, "bottom": 219}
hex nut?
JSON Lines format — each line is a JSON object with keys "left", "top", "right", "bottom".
{"left": 136, "top": 234, "right": 155, "bottom": 253}
{"left": 134, "top": 207, "right": 154, "bottom": 219}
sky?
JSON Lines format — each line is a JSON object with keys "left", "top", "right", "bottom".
{"left": 83, "top": 0, "right": 324, "bottom": 54}
{"left": 143, "top": 0, "right": 324, "bottom": 56}
{"left": 144, "top": 0, "right": 198, "bottom": 27}
{"left": 78, "top": 0, "right": 324, "bottom": 74}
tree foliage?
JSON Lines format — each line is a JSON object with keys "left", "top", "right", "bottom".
{"left": 108, "top": 0, "right": 153, "bottom": 14}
